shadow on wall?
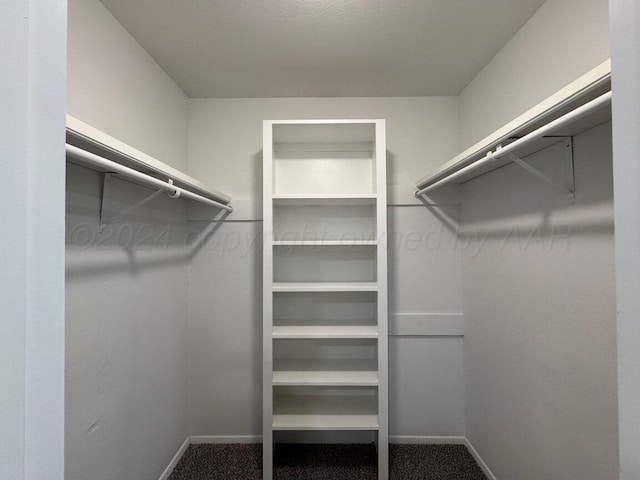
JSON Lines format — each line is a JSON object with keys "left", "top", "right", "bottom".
{"left": 455, "top": 123, "right": 614, "bottom": 262}
{"left": 66, "top": 163, "right": 233, "bottom": 277}
{"left": 411, "top": 124, "right": 615, "bottom": 260}
{"left": 459, "top": 125, "right": 613, "bottom": 226}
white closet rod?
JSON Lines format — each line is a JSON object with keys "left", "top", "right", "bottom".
{"left": 415, "top": 91, "right": 612, "bottom": 197}
{"left": 66, "top": 144, "right": 233, "bottom": 212}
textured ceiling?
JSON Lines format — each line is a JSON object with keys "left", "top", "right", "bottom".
{"left": 99, "top": 0, "right": 546, "bottom": 98}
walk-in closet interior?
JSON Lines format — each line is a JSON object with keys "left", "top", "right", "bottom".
{"left": 9, "top": 0, "right": 635, "bottom": 479}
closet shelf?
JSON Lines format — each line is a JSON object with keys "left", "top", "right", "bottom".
{"left": 273, "top": 194, "right": 377, "bottom": 206}
{"left": 66, "top": 115, "right": 232, "bottom": 209}
{"left": 273, "top": 240, "right": 377, "bottom": 246}
{"left": 273, "top": 326, "right": 378, "bottom": 339}
{"left": 272, "top": 414, "right": 379, "bottom": 431}
{"left": 414, "top": 60, "right": 612, "bottom": 196}
{"left": 273, "top": 371, "right": 379, "bottom": 387}
{"left": 272, "top": 282, "right": 379, "bottom": 292}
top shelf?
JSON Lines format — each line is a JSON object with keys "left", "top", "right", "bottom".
{"left": 415, "top": 60, "right": 612, "bottom": 192}
{"left": 269, "top": 120, "right": 378, "bottom": 145}
{"left": 66, "top": 115, "right": 232, "bottom": 205}
{"left": 269, "top": 120, "right": 382, "bottom": 199}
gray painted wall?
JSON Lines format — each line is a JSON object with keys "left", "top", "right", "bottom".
{"left": 461, "top": 123, "right": 618, "bottom": 479}
{"left": 65, "top": 165, "right": 191, "bottom": 480}
{"left": 64, "top": 2, "right": 195, "bottom": 478}
{"left": 458, "top": 0, "right": 610, "bottom": 150}
{"left": 187, "top": 221, "right": 262, "bottom": 436}
{"left": 388, "top": 206, "right": 465, "bottom": 438}
{"left": 1, "top": 1, "right": 66, "bottom": 479}
{"left": 610, "top": 1, "right": 640, "bottom": 478}
{"left": 186, "top": 98, "right": 466, "bottom": 439}
{"left": 67, "top": 0, "right": 189, "bottom": 169}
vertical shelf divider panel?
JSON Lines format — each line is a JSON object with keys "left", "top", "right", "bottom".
{"left": 374, "top": 120, "right": 389, "bottom": 478}
{"left": 262, "top": 121, "right": 274, "bottom": 479}
{"left": 263, "top": 120, "right": 388, "bottom": 480}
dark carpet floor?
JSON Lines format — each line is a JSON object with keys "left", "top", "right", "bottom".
{"left": 169, "top": 443, "right": 488, "bottom": 480}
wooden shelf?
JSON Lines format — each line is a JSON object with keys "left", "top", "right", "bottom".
{"left": 272, "top": 414, "right": 379, "bottom": 431}
{"left": 66, "top": 115, "right": 231, "bottom": 204}
{"left": 273, "top": 282, "right": 378, "bottom": 293}
{"left": 273, "top": 371, "right": 378, "bottom": 386}
{"left": 273, "top": 194, "right": 377, "bottom": 206}
{"left": 273, "top": 240, "right": 377, "bottom": 246}
{"left": 273, "top": 326, "right": 378, "bottom": 339}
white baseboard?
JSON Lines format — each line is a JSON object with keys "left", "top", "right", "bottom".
{"left": 190, "top": 435, "right": 262, "bottom": 444}
{"left": 390, "top": 435, "right": 465, "bottom": 444}
{"left": 464, "top": 438, "right": 498, "bottom": 480}
{"left": 158, "top": 437, "right": 190, "bottom": 480}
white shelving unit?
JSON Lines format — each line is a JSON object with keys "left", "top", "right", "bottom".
{"left": 263, "top": 120, "right": 388, "bottom": 479}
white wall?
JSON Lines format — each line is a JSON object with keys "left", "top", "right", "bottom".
{"left": 461, "top": 123, "right": 618, "bottom": 479}
{"left": 0, "top": 1, "right": 66, "bottom": 479}
{"left": 186, "top": 97, "right": 466, "bottom": 439}
{"left": 459, "top": 0, "right": 610, "bottom": 150}
{"left": 610, "top": 1, "right": 640, "bottom": 478}
{"left": 67, "top": 0, "right": 189, "bottom": 169}
{"left": 65, "top": 165, "right": 191, "bottom": 480}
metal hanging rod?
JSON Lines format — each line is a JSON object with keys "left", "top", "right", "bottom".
{"left": 414, "top": 90, "right": 612, "bottom": 197}
{"left": 66, "top": 144, "right": 233, "bottom": 212}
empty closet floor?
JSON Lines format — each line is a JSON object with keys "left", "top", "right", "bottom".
{"left": 168, "top": 443, "right": 488, "bottom": 480}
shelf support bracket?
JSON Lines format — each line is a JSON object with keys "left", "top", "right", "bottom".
{"left": 507, "top": 138, "right": 575, "bottom": 201}
{"left": 99, "top": 173, "right": 169, "bottom": 232}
